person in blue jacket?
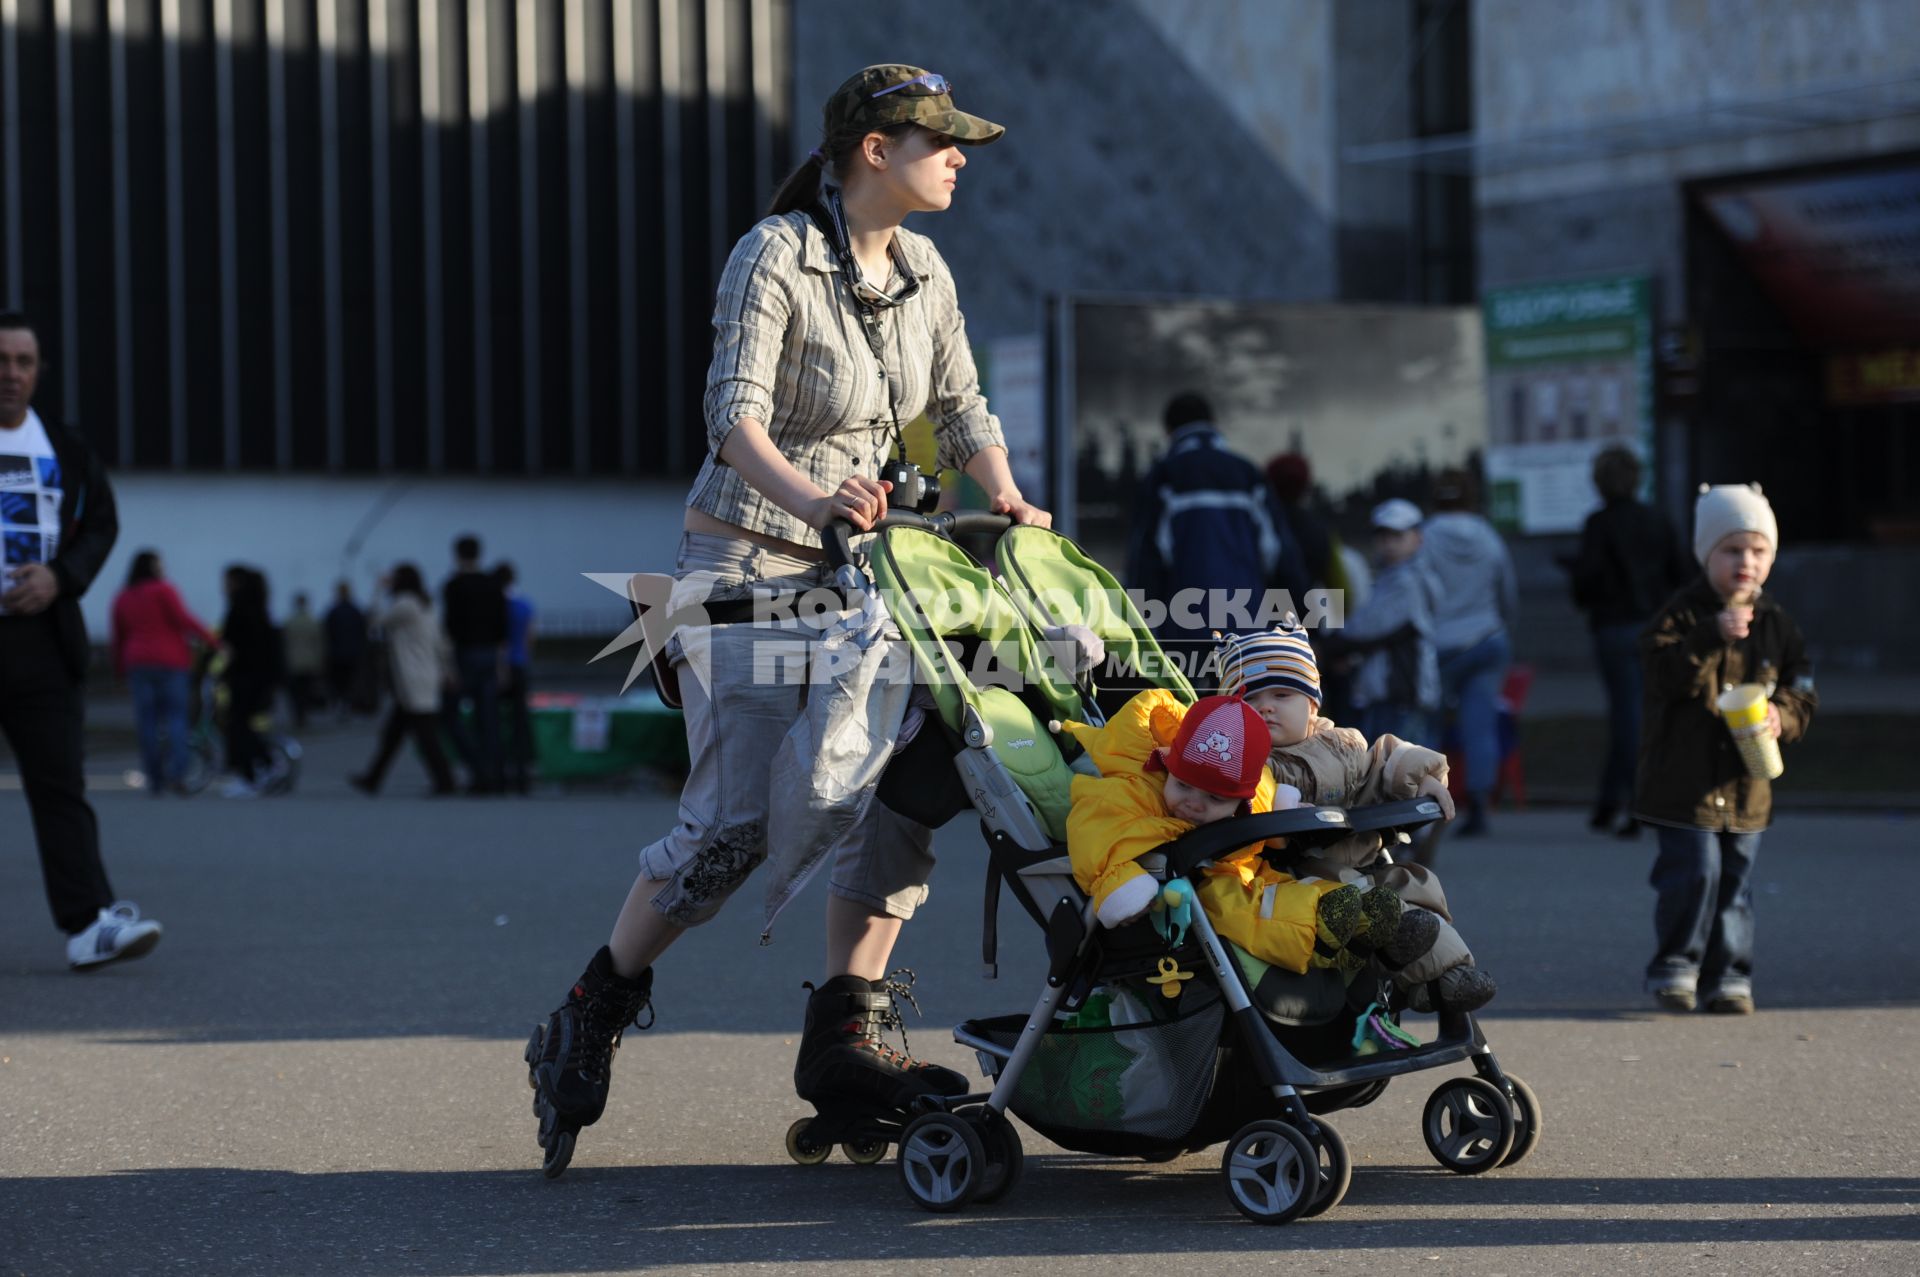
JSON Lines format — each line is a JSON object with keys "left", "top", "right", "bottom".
{"left": 1126, "top": 391, "right": 1309, "bottom": 686}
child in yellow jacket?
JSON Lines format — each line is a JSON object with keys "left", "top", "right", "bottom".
{"left": 1063, "top": 690, "right": 1435, "bottom": 975}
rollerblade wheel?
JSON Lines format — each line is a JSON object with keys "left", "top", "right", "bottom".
{"left": 897, "top": 1112, "right": 986, "bottom": 1214}
{"left": 841, "top": 1137, "right": 888, "bottom": 1166}
{"left": 541, "top": 1127, "right": 576, "bottom": 1179}
{"left": 1497, "top": 1075, "right": 1543, "bottom": 1168}
{"left": 1300, "top": 1119, "right": 1350, "bottom": 1218}
{"left": 1422, "top": 1076, "right": 1516, "bottom": 1174}
{"left": 784, "top": 1118, "right": 832, "bottom": 1166}
{"left": 1221, "top": 1120, "right": 1317, "bottom": 1225}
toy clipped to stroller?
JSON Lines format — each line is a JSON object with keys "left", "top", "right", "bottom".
{"left": 799, "top": 511, "right": 1540, "bottom": 1224}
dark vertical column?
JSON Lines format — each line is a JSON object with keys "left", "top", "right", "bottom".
{"left": 611, "top": 0, "right": 643, "bottom": 474}
{"left": 513, "top": 0, "right": 538, "bottom": 473}
{"left": 161, "top": 0, "right": 185, "bottom": 466}
{"left": 268, "top": 0, "right": 293, "bottom": 468}
{"left": 370, "top": 0, "right": 394, "bottom": 469}
{"left": 563, "top": 0, "right": 586, "bottom": 474}
{"left": 214, "top": 0, "right": 239, "bottom": 466}
{"left": 659, "top": 0, "right": 684, "bottom": 474}
{"left": 465, "top": 0, "right": 491, "bottom": 471}
{"left": 108, "top": 0, "right": 132, "bottom": 461}
{"left": 319, "top": 0, "right": 344, "bottom": 470}
{"left": 54, "top": 0, "right": 79, "bottom": 421}
{"left": 2, "top": 0, "right": 20, "bottom": 307}
{"left": 419, "top": 0, "right": 443, "bottom": 471}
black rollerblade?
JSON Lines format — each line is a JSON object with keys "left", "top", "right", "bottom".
{"left": 524, "top": 945, "right": 653, "bottom": 1178}
{"left": 785, "top": 970, "right": 968, "bottom": 1166}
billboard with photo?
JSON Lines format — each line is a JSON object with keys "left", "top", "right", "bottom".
{"left": 1060, "top": 297, "right": 1486, "bottom": 577}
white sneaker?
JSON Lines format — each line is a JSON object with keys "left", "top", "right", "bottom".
{"left": 220, "top": 777, "right": 259, "bottom": 798}
{"left": 67, "top": 903, "right": 163, "bottom": 970}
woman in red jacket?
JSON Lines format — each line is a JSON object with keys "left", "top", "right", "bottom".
{"left": 110, "top": 550, "right": 217, "bottom": 795}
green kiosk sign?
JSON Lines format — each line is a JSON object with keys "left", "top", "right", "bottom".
{"left": 1482, "top": 275, "right": 1653, "bottom": 534}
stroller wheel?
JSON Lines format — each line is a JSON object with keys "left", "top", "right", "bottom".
{"left": 966, "top": 1110, "right": 1024, "bottom": 1205}
{"left": 1422, "top": 1077, "right": 1516, "bottom": 1174}
{"left": 1300, "top": 1120, "right": 1351, "bottom": 1218}
{"left": 1496, "top": 1075, "right": 1543, "bottom": 1167}
{"left": 1221, "top": 1120, "right": 1317, "bottom": 1225}
{"left": 897, "top": 1112, "right": 986, "bottom": 1214}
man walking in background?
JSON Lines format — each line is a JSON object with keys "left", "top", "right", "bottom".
{"left": 283, "top": 591, "right": 325, "bottom": 730}
{"left": 324, "top": 581, "right": 369, "bottom": 718}
{"left": 442, "top": 534, "right": 507, "bottom": 794}
{"left": 1126, "top": 391, "right": 1309, "bottom": 684}
{"left": 0, "top": 311, "right": 162, "bottom": 969}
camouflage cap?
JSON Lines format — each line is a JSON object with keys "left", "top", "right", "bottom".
{"left": 822, "top": 64, "right": 1004, "bottom": 146}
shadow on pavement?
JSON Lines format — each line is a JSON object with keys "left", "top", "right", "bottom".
{"left": 9, "top": 1164, "right": 1919, "bottom": 1271}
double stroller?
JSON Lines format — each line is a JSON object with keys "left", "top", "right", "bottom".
{"left": 791, "top": 511, "right": 1540, "bottom": 1224}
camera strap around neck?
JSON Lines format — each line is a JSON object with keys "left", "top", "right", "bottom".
{"left": 807, "top": 190, "right": 916, "bottom": 459}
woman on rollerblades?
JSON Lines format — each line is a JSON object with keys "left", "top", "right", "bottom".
{"left": 524, "top": 64, "right": 1048, "bottom": 1176}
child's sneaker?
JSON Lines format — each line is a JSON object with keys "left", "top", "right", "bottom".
{"left": 67, "top": 903, "right": 163, "bottom": 970}
{"left": 1647, "top": 970, "right": 1697, "bottom": 1012}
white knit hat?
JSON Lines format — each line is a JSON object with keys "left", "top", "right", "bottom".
{"left": 1693, "top": 483, "right": 1778, "bottom": 566}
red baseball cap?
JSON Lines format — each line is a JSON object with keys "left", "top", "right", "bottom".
{"left": 1148, "top": 694, "right": 1268, "bottom": 800}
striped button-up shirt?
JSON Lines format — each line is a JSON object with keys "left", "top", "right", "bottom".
{"left": 690, "top": 208, "right": 1006, "bottom": 547}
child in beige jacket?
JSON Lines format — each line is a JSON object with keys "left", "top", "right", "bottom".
{"left": 1216, "top": 626, "right": 1497, "bottom": 1013}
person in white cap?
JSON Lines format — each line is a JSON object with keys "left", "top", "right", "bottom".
{"left": 1635, "top": 483, "right": 1817, "bottom": 1015}
{"left": 1333, "top": 498, "right": 1443, "bottom": 746}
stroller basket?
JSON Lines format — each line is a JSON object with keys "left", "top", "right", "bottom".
{"left": 958, "top": 989, "right": 1225, "bottom": 1146}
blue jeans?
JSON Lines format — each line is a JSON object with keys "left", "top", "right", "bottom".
{"left": 1359, "top": 702, "right": 1432, "bottom": 751}
{"left": 443, "top": 646, "right": 503, "bottom": 789}
{"left": 1438, "top": 629, "right": 1510, "bottom": 796}
{"left": 1593, "top": 623, "right": 1643, "bottom": 813}
{"left": 128, "top": 666, "right": 192, "bottom": 790}
{"left": 1648, "top": 825, "right": 1760, "bottom": 991}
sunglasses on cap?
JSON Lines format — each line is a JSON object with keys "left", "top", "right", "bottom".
{"left": 870, "top": 72, "right": 951, "bottom": 100}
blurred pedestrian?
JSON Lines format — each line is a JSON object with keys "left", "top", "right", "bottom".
{"left": 1264, "top": 451, "right": 1360, "bottom": 715}
{"left": 1638, "top": 484, "right": 1815, "bottom": 1015}
{"left": 1337, "top": 499, "right": 1442, "bottom": 746}
{"left": 349, "top": 563, "right": 456, "bottom": 796}
{"left": 0, "top": 310, "right": 163, "bottom": 968}
{"left": 496, "top": 561, "right": 536, "bottom": 794}
{"left": 110, "top": 549, "right": 217, "bottom": 795}
{"left": 323, "top": 580, "right": 369, "bottom": 718}
{"left": 441, "top": 534, "right": 507, "bottom": 794}
{"left": 218, "top": 565, "right": 284, "bottom": 798}
{"left": 1565, "top": 447, "right": 1692, "bottom": 838}
{"left": 1126, "top": 392, "right": 1309, "bottom": 682}
{"left": 282, "top": 591, "right": 325, "bottom": 730}
{"left": 1422, "top": 468, "right": 1516, "bottom": 838}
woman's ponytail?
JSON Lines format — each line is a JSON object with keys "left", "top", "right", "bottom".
{"left": 765, "top": 121, "right": 922, "bottom": 217}
{"left": 766, "top": 151, "right": 826, "bottom": 217}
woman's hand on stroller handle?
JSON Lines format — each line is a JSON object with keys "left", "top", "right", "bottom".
{"left": 820, "top": 510, "right": 1016, "bottom": 571}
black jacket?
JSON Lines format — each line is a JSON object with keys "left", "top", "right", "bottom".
{"left": 20, "top": 420, "right": 120, "bottom": 681}
{"left": 442, "top": 570, "right": 507, "bottom": 648}
{"left": 1568, "top": 498, "right": 1693, "bottom": 630}
{"left": 1633, "top": 577, "right": 1817, "bottom": 833}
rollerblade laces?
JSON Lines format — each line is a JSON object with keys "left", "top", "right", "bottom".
{"left": 524, "top": 945, "right": 653, "bottom": 1178}
{"left": 793, "top": 971, "right": 967, "bottom": 1116}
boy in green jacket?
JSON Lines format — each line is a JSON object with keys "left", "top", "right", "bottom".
{"left": 1636, "top": 484, "right": 1816, "bottom": 1014}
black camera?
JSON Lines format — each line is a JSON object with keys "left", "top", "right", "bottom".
{"left": 878, "top": 458, "right": 941, "bottom": 515}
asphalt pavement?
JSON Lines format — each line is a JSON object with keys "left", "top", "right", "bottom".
{"left": 3, "top": 721, "right": 1919, "bottom": 1275}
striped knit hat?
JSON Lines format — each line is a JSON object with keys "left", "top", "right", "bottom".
{"left": 1215, "top": 625, "right": 1321, "bottom": 705}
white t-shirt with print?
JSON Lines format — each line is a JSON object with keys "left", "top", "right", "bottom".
{"left": 0, "top": 407, "right": 63, "bottom": 616}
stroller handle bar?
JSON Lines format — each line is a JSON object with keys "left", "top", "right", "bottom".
{"left": 822, "top": 510, "right": 1015, "bottom": 571}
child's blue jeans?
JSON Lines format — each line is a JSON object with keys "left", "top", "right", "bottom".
{"left": 1648, "top": 825, "right": 1760, "bottom": 994}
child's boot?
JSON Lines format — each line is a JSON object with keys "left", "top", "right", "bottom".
{"left": 1377, "top": 906, "right": 1443, "bottom": 969}
{"left": 1408, "top": 960, "right": 1498, "bottom": 1014}
{"left": 524, "top": 945, "right": 654, "bottom": 1178}
{"left": 793, "top": 973, "right": 967, "bottom": 1115}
